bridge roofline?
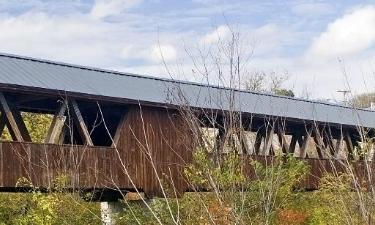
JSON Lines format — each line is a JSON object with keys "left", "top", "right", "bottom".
{"left": 0, "top": 52, "right": 374, "bottom": 128}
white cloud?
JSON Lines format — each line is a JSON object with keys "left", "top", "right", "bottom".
{"left": 90, "top": 0, "right": 142, "bottom": 19}
{"left": 149, "top": 44, "right": 177, "bottom": 62}
{"left": 306, "top": 5, "right": 375, "bottom": 59}
{"left": 0, "top": 11, "right": 123, "bottom": 66}
{"left": 121, "top": 43, "right": 177, "bottom": 63}
{"left": 200, "top": 25, "right": 231, "bottom": 44}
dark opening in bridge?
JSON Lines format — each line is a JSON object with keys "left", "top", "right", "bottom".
{"left": 0, "top": 92, "right": 126, "bottom": 147}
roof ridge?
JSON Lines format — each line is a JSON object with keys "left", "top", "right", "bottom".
{"left": 0, "top": 52, "right": 370, "bottom": 113}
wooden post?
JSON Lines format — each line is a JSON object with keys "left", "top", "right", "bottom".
{"left": 288, "top": 133, "right": 298, "bottom": 154}
{"left": 323, "top": 133, "right": 335, "bottom": 156}
{"left": 70, "top": 99, "right": 94, "bottom": 146}
{"left": 0, "top": 92, "right": 31, "bottom": 142}
{"left": 111, "top": 110, "right": 127, "bottom": 148}
{"left": 254, "top": 129, "right": 264, "bottom": 155}
{"left": 215, "top": 124, "right": 227, "bottom": 154}
{"left": 262, "top": 126, "right": 274, "bottom": 155}
{"left": 344, "top": 131, "right": 354, "bottom": 160}
{"left": 299, "top": 127, "right": 312, "bottom": 158}
{"left": 312, "top": 126, "right": 324, "bottom": 159}
{"left": 45, "top": 100, "right": 68, "bottom": 144}
{"left": 238, "top": 130, "right": 251, "bottom": 154}
{"left": 334, "top": 133, "right": 344, "bottom": 157}
{"left": 277, "top": 129, "right": 289, "bottom": 154}
{"left": 231, "top": 131, "right": 242, "bottom": 153}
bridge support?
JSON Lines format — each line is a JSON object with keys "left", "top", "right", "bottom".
{"left": 100, "top": 201, "right": 124, "bottom": 225}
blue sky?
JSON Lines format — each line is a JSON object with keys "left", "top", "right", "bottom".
{"left": 0, "top": 0, "right": 374, "bottom": 100}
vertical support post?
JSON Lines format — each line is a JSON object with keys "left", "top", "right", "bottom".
{"left": 262, "top": 126, "right": 274, "bottom": 155}
{"left": 238, "top": 130, "right": 251, "bottom": 154}
{"left": 254, "top": 129, "right": 264, "bottom": 155}
{"left": 299, "top": 127, "right": 312, "bottom": 158}
{"left": 230, "top": 131, "right": 244, "bottom": 154}
{"left": 111, "top": 110, "right": 127, "bottom": 148}
{"left": 323, "top": 134, "right": 335, "bottom": 156}
{"left": 277, "top": 128, "right": 289, "bottom": 154}
{"left": 70, "top": 99, "right": 94, "bottom": 146}
{"left": 288, "top": 133, "right": 298, "bottom": 154}
{"left": 45, "top": 100, "right": 68, "bottom": 144}
{"left": 0, "top": 92, "right": 31, "bottom": 142}
{"left": 312, "top": 126, "right": 324, "bottom": 159}
{"left": 344, "top": 130, "right": 354, "bottom": 160}
{"left": 100, "top": 201, "right": 124, "bottom": 225}
{"left": 334, "top": 133, "right": 344, "bottom": 158}
{"left": 215, "top": 125, "right": 226, "bottom": 154}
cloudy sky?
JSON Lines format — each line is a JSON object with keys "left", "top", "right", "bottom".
{"left": 0, "top": 0, "right": 374, "bottom": 101}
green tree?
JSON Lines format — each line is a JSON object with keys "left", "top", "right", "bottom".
{"left": 273, "top": 89, "right": 295, "bottom": 97}
{"left": 1, "top": 112, "right": 52, "bottom": 143}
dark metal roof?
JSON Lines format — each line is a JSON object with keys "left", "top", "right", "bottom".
{"left": 0, "top": 53, "right": 373, "bottom": 128}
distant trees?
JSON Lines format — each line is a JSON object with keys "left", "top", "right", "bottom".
{"left": 273, "top": 88, "right": 295, "bottom": 97}
{"left": 350, "top": 92, "right": 375, "bottom": 108}
{"left": 243, "top": 70, "right": 295, "bottom": 97}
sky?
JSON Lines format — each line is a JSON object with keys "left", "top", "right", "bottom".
{"left": 0, "top": 0, "right": 374, "bottom": 101}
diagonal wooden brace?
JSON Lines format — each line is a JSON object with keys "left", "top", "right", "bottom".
{"left": 0, "top": 92, "right": 31, "bottom": 142}
{"left": 45, "top": 99, "right": 68, "bottom": 144}
{"left": 70, "top": 99, "right": 94, "bottom": 146}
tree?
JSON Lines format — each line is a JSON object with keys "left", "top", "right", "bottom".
{"left": 243, "top": 70, "right": 293, "bottom": 97}
{"left": 350, "top": 92, "right": 375, "bottom": 108}
{"left": 273, "top": 88, "right": 295, "bottom": 97}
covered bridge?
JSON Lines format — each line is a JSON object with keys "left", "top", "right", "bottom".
{"left": 0, "top": 53, "right": 373, "bottom": 197}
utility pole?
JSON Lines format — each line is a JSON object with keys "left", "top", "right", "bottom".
{"left": 337, "top": 90, "right": 350, "bottom": 106}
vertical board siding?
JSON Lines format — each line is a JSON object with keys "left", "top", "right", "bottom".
{"left": 116, "top": 106, "right": 193, "bottom": 197}
{"left": 0, "top": 107, "right": 373, "bottom": 196}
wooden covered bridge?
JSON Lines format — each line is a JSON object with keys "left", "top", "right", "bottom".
{"left": 0, "top": 53, "right": 374, "bottom": 198}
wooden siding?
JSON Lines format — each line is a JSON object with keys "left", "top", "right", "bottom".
{"left": 0, "top": 106, "right": 194, "bottom": 197}
{"left": 0, "top": 141, "right": 374, "bottom": 196}
{"left": 116, "top": 106, "right": 193, "bottom": 197}
{"left": 0, "top": 106, "right": 373, "bottom": 197}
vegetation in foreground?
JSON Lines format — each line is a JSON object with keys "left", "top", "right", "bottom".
{"left": 0, "top": 151, "right": 374, "bottom": 225}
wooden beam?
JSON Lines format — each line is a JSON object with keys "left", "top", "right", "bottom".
{"left": 312, "top": 126, "right": 324, "bottom": 159}
{"left": 70, "top": 99, "right": 93, "bottom": 146}
{"left": 299, "top": 127, "right": 312, "bottom": 158}
{"left": 334, "top": 133, "right": 344, "bottom": 157}
{"left": 111, "top": 110, "right": 127, "bottom": 148}
{"left": 288, "top": 133, "right": 298, "bottom": 154}
{"left": 322, "top": 132, "right": 335, "bottom": 156}
{"left": 277, "top": 129, "right": 289, "bottom": 154}
{"left": 262, "top": 126, "right": 274, "bottom": 155}
{"left": 238, "top": 130, "right": 251, "bottom": 154}
{"left": 15, "top": 96, "right": 48, "bottom": 104}
{"left": 231, "top": 131, "right": 242, "bottom": 153}
{"left": 254, "top": 129, "right": 264, "bottom": 155}
{"left": 344, "top": 131, "right": 354, "bottom": 160}
{"left": 45, "top": 100, "right": 68, "bottom": 144}
{"left": 0, "top": 93, "right": 31, "bottom": 142}
{"left": 215, "top": 126, "right": 226, "bottom": 155}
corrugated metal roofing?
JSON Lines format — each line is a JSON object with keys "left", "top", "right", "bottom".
{"left": 0, "top": 52, "right": 373, "bottom": 128}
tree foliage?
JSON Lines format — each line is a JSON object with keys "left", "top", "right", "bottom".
{"left": 350, "top": 92, "right": 375, "bottom": 108}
